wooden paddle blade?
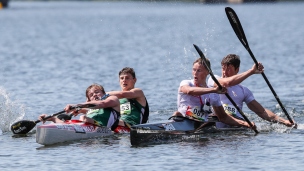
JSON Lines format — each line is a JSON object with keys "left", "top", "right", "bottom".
{"left": 11, "top": 120, "right": 36, "bottom": 134}
{"left": 225, "top": 7, "right": 249, "bottom": 48}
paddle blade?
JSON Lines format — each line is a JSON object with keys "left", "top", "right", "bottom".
{"left": 11, "top": 120, "right": 36, "bottom": 134}
{"left": 225, "top": 7, "right": 249, "bottom": 49}
{"left": 10, "top": 103, "right": 96, "bottom": 134}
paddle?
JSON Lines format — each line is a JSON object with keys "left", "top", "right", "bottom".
{"left": 10, "top": 103, "right": 96, "bottom": 134}
{"left": 225, "top": 7, "right": 294, "bottom": 125}
{"left": 193, "top": 44, "right": 258, "bottom": 133}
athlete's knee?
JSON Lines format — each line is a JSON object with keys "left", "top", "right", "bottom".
{"left": 172, "top": 111, "right": 183, "bottom": 117}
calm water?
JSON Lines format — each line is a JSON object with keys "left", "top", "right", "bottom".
{"left": 0, "top": 1, "right": 304, "bottom": 170}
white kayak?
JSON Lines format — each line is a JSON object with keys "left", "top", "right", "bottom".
{"left": 36, "top": 120, "right": 113, "bottom": 145}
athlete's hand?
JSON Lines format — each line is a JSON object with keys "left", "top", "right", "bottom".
{"left": 252, "top": 62, "right": 264, "bottom": 74}
{"left": 38, "top": 114, "right": 55, "bottom": 123}
{"left": 215, "top": 86, "right": 227, "bottom": 94}
{"left": 38, "top": 114, "right": 47, "bottom": 123}
{"left": 283, "top": 119, "right": 297, "bottom": 128}
{"left": 250, "top": 122, "right": 257, "bottom": 131}
{"left": 64, "top": 104, "right": 81, "bottom": 116}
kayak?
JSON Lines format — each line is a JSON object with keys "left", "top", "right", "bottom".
{"left": 36, "top": 120, "right": 113, "bottom": 145}
{"left": 114, "top": 125, "right": 130, "bottom": 133}
{"left": 36, "top": 116, "right": 248, "bottom": 146}
{"left": 130, "top": 116, "right": 248, "bottom": 146}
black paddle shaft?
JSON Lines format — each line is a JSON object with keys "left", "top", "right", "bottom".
{"left": 34, "top": 103, "right": 96, "bottom": 124}
{"left": 11, "top": 103, "right": 97, "bottom": 134}
{"left": 225, "top": 7, "right": 293, "bottom": 124}
{"left": 193, "top": 44, "right": 258, "bottom": 133}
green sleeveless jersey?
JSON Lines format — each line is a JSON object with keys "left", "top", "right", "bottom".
{"left": 119, "top": 98, "right": 144, "bottom": 126}
{"left": 86, "top": 108, "right": 119, "bottom": 129}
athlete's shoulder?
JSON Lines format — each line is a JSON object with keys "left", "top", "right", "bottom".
{"left": 180, "top": 79, "right": 193, "bottom": 86}
{"left": 233, "top": 84, "right": 249, "bottom": 90}
{"left": 207, "top": 75, "right": 221, "bottom": 87}
{"left": 108, "top": 95, "right": 119, "bottom": 100}
{"left": 131, "top": 87, "right": 144, "bottom": 92}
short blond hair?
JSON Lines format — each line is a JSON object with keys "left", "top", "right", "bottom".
{"left": 193, "top": 57, "right": 211, "bottom": 70}
{"left": 85, "top": 83, "right": 105, "bottom": 101}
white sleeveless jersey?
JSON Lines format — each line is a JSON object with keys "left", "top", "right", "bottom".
{"left": 177, "top": 79, "right": 222, "bottom": 121}
{"left": 207, "top": 76, "right": 255, "bottom": 128}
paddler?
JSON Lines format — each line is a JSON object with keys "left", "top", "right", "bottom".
{"left": 108, "top": 67, "right": 149, "bottom": 133}
{"left": 208, "top": 54, "right": 295, "bottom": 128}
{"left": 38, "top": 83, "right": 121, "bottom": 131}
{"left": 172, "top": 57, "right": 255, "bottom": 129}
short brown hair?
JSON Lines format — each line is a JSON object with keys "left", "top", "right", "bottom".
{"left": 221, "top": 54, "right": 240, "bottom": 69}
{"left": 85, "top": 83, "right": 105, "bottom": 101}
{"left": 119, "top": 67, "right": 136, "bottom": 79}
{"left": 193, "top": 57, "right": 211, "bottom": 70}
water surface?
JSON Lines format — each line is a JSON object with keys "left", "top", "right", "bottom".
{"left": 0, "top": 1, "right": 304, "bottom": 170}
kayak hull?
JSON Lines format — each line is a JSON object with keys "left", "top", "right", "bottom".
{"left": 113, "top": 125, "right": 130, "bottom": 133}
{"left": 130, "top": 117, "right": 248, "bottom": 146}
{"left": 36, "top": 120, "right": 113, "bottom": 145}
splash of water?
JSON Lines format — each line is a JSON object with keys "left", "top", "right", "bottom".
{"left": 295, "top": 124, "right": 304, "bottom": 130}
{"left": 0, "top": 87, "right": 26, "bottom": 133}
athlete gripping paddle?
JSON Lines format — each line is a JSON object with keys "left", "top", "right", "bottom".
{"left": 208, "top": 54, "right": 294, "bottom": 128}
{"left": 39, "top": 84, "right": 121, "bottom": 131}
{"left": 225, "top": 7, "right": 295, "bottom": 126}
{"left": 108, "top": 67, "right": 149, "bottom": 133}
{"left": 172, "top": 56, "right": 255, "bottom": 129}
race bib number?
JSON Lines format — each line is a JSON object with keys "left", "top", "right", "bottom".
{"left": 186, "top": 106, "right": 205, "bottom": 121}
{"left": 223, "top": 104, "right": 237, "bottom": 116}
{"left": 120, "top": 102, "right": 131, "bottom": 115}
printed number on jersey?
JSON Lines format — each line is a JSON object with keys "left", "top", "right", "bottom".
{"left": 120, "top": 102, "right": 131, "bottom": 115}
{"left": 223, "top": 104, "right": 237, "bottom": 115}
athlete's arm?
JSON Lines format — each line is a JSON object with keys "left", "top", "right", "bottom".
{"left": 180, "top": 85, "right": 225, "bottom": 96}
{"left": 109, "top": 88, "right": 143, "bottom": 99}
{"left": 81, "top": 96, "right": 120, "bottom": 112}
{"left": 108, "top": 88, "right": 146, "bottom": 106}
{"left": 213, "top": 106, "right": 256, "bottom": 129}
{"left": 38, "top": 114, "right": 65, "bottom": 123}
{"left": 247, "top": 100, "right": 293, "bottom": 127}
{"left": 64, "top": 104, "right": 89, "bottom": 116}
{"left": 218, "top": 63, "right": 264, "bottom": 87}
